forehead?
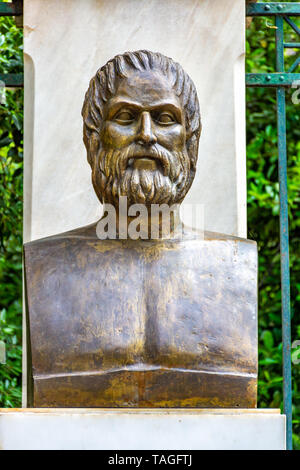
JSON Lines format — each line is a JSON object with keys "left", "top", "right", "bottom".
{"left": 110, "top": 70, "right": 182, "bottom": 109}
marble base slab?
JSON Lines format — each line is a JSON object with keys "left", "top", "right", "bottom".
{"left": 0, "top": 409, "right": 286, "bottom": 450}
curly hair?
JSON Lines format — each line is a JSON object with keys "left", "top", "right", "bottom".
{"left": 81, "top": 50, "right": 201, "bottom": 174}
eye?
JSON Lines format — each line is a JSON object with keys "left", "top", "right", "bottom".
{"left": 156, "top": 112, "right": 176, "bottom": 125}
{"left": 114, "top": 110, "right": 135, "bottom": 123}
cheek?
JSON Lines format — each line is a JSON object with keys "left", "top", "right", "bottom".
{"left": 101, "top": 122, "right": 136, "bottom": 149}
{"left": 157, "top": 125, "right": 186, "bottom": 151}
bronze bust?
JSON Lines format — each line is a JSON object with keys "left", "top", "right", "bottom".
{"left": 24, "top": 51, "right": 258, "bottom": 408}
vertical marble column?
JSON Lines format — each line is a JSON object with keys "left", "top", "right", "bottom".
{"left": 24, "top": 0, "right": 246, "bottom": 241}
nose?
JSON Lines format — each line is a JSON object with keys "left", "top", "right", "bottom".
{"left": 136, "top": 112, "right": 157, "bottom": 146}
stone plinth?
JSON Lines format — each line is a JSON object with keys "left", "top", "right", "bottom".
{"left": 0, "top": 409, "right": 285, "bottom": 450}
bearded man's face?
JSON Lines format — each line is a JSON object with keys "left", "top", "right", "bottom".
{"left": 91, "top": 70, "right": 191, "bottom": 207}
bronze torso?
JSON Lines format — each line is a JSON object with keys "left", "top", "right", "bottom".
{"left": 25, "top": 223, "right": 257, "bottom": 408}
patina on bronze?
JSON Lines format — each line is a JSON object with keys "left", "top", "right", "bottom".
{"left": 24, "top": 50, "right": 258, "bottom": 408}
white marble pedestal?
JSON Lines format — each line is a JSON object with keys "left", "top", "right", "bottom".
{"left": 0, "top": 409, "right": 285, "bottom": 450}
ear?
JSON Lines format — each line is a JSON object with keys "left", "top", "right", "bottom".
{"left": 186, "top": 134, "right": 199, "bottom": 172}
{"left": 87, "top": 132, "right": 100, "bottom": 165}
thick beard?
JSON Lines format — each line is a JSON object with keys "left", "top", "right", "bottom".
{"left": 91, "top": 143, "right": 191, "bottom": 207}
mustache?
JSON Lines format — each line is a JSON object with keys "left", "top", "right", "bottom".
{"left": 119, "top": 144, "right": 171, "bottom": 177}
{"left": 100, "top": 144, "right": 175, "bottom": 180}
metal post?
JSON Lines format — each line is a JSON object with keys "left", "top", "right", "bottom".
{"left": 275, "top": 14, "right": 293, "bottom": 451}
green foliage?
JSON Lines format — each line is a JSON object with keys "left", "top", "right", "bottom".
{"left": 0, "top": 14, "right": 23, "bottom": 407}
{"left": 0, "top": 1, "right": 299, "bottom": 449}
{"left": 246, "top": 2, "right": 300, "bottom": 449}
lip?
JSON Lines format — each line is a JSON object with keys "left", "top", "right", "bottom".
{"left": 130, "top": 154, "right": 158, "bottom": 160}
{"left": 127, "top": 155, "right": 165, "bottom": 173}
{"left": 132, "top": 157, "right": 158, "bottom": 171}
{"left": 128, "top": 155, "right": 158, "bottom": 164}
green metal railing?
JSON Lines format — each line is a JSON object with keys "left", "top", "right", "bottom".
{"left": 247, "top": 2, "right": 300, "bottom": 451}
{"left": 0, "top": 0, "right": 298, "bottom": 451}
{"left": 0, "top": 0, "right": 21, "bottom": 16}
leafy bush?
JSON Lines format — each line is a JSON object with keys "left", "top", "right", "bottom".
{"left": 246, "top": 0, "right": 300, "bottom": 449}
{"left": 0, "top": 14, "right": 23, "bottom": 407}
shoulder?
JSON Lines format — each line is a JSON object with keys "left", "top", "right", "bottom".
{"left": 24, "top": 222, "right": 99, "bottom": 251}
{"left": 182, "top": 225, "right": 257, "bottom": 246}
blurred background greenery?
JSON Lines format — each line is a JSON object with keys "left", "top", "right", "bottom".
{"left": 0, "top": 11, "right": 23, "bottom": 409}
{"left": 0, "top": 0, "right": 299, "bottom": 448}
{"left": 246, "top": 0, "right": 300, "bottom": 449}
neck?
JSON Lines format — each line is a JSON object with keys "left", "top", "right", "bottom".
{"left": 99, "top": 202, "right": 182, "bottom": 240}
